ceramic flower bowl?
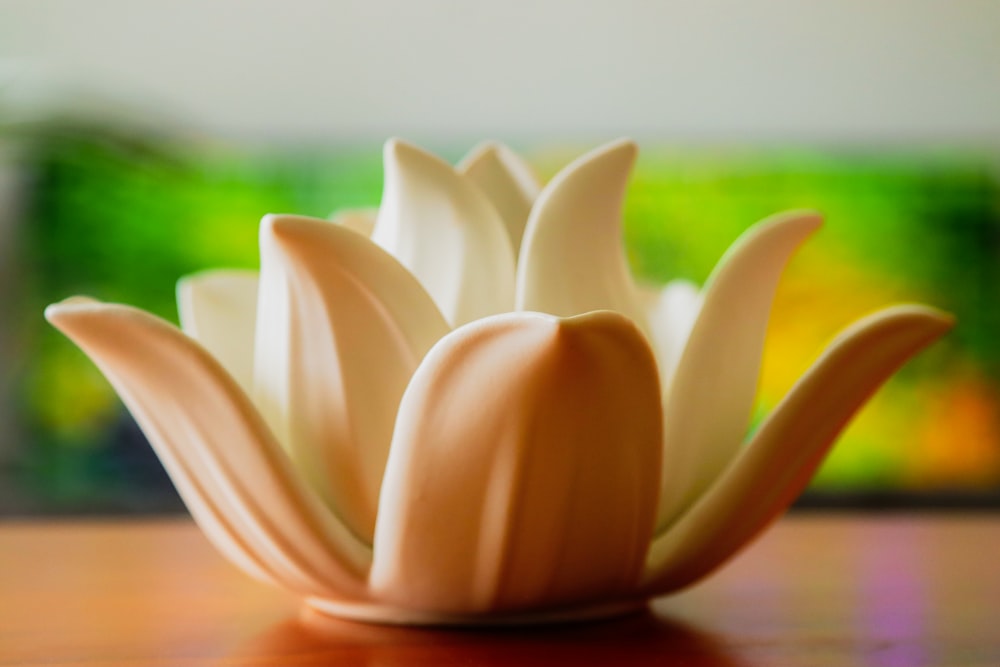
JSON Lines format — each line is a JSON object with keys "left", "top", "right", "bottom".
{"left": 46, "top": 139, "right": 952, "bottom": 626}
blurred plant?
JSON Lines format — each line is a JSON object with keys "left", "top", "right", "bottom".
{"left": 6, "top": 121, "right": 1000, "bottom": 511}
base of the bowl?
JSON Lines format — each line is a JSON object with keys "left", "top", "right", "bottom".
{"left": 303, "top": 596, "right": 648, "bottom": 627}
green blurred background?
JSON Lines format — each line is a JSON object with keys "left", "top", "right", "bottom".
{"left": 1, "top": 119, "right": 997, "bottom": 513}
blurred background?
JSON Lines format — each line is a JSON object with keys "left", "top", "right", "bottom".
{"left": 1, "top": 1, "right": 999, "bottom": 514}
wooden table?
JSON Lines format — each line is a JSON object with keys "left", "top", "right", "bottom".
{"left": 1, "top": 515, "right": 998, "bottom": 666}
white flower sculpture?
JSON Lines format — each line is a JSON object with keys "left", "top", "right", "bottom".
{"left": 47, "top": 139, "right": 951, "bottom": 626}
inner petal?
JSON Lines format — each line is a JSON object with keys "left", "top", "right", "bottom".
{"left": 177, "top": 269, "right": 259, "bottom": 394}
{"left": 459, "top": 141, "right": 542, "bottom": 254}
{"left": 643, "top": 279, "right": 704, "bottom": 392}
{"left": 654, "top": 211, "right": 822, "bottom": 532}
{"left": 253, "top": 214, "right": 449, "bottom": 544}
{"left": 515, "top": 139, "right": 648, "bottom": 333}
{"left": 371, "top": 139, "right": 516, "bottom": 327}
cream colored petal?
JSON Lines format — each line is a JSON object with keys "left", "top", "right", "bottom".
{"left": 330, "top": 207, "right": 378, "bottom": 238}
{"left": 371, "top": 139, "right": 516, "bottom": 326}
{"left": 644, "top": 279, "right": 703, "bottom": 391}
{"left": 643, "top": 305, "right": 953, "bottom": 595}
{"left": 654, "top": 211, "right": 822, "bottom": 531}
{"left": 634, "top": 282, "right": 661, "bottom": 312}
{"left": 369, "top": 311, "right": 662, "bottom": 615}
{"left": 458, "top": 141, "right": 541, "bottom": 253}
{"left": 254, "top": 214, "right": 450, "bottom": 545}
{"left": 177, "top": 269, "right": 259, "bottom": 393}
{"left": 515, "top": 139, "right": 646, "bottom": 331}
{"left": 45, "top": 300, "right": 371, "bottom": 600}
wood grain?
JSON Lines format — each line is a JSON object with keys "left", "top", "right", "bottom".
{"left": 1, "top": 515, "right": 998, "bottom": 666}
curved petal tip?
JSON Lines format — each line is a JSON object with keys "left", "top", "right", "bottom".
{"left": 260, "top": 212, "right": 323, "bottom": 248}
{"left": 516, "top": 138, "right": 642, "bottom": 324}
{"left": 45, "top": 297, "right": 111, "bottom": 330}
{"left": 901, "top": 304, "right": 955, "bottom": 331}
{"left": 383, "top": 137, "right": 432, "bottom": 169}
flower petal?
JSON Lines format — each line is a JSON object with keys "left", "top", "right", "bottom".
{"left": 370, "top": 311, "right": 662, "bottom": 615}
{"left": 458, "top": 141, "right": 541, "bottom": 253}
{"left": 176, "top": 269, "right": 259, "bottom": 393}
{"left": 643, "top": 305, "right": 953, "bottom": 595}
{"left": 371, "top": 139, "right": 516, "bottom": 326}
{"left": 254, "top": 214, "right": 450, "bottom": 544}
{"left": 46, "top": 300, "right": 371, "bottom": 600}
{"left": 515, "top": 139, "right": 646, "bottom": 330}
{"left": 330, "top": 207, "right": 378, "bottom": 238}
{"left": 654, "top": 211, "right": 822, "bottom": 531}
{"left": 643, "top": 279, "right": 703, "bottom": 392}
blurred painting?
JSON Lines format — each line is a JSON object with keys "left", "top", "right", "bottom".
{"left": 2, "top": 121, "right": 998, "bottom": 513}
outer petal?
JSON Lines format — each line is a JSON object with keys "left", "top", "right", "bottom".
{"left": 371, "top": 139, "right": 516, "bottom": 326}
{"left": 654, "top": 211, "right": 822, "bottom": 531}
{"left": 643, "top": 305, "right": 953, "bottom": 595}
{"left": 177, "top": 269, "right": 259, "bottom": 393}
{"left": 515, "top": 139, "right": 646, "bottom": 330}
{"left": 45, "top": 300, "right": 371, "bottom": 600}
{"left": 253, "top": 214, "right": 449, "bottom": 544}
{"left": 458, "top": 141, "right": 541, "bottom": 252}
{"left": 370, "top": 311, "right": 662, "bottom": 615}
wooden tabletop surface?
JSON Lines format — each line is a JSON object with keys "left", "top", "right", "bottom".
{"left": 1, "top": 514, "right": 998, "bottom": 666}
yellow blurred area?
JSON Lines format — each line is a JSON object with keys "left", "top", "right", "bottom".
{"left": 28, "top": 347, "right": 119, "bottom": 440}
{"left": 760, "top": 242, "right": 995, "bottom": 489}
{"left": 911, "top": 371, "right": 1000, "bottom": 487}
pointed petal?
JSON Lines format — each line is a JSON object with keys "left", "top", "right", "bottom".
{"left": 46, "top": 300, "right": 371, "bottom": 599}
{"left": 515, "top": 139, "right": 646, "bottom": 330}
{"left": 371, "top": 139, "right": 516, "bottom": 326}
{"left": 643, "top": 305, "right": 953, "bottom": 595}
{"left": 654, "top": 211, "right": 822, "bottom": 531}
{"left": 458, "top": 141, "right": 541, "bottom": 252}
{"left": 370, "top": 311, "right": 662, "bottom": 615}
{"left": 330, "top": 207, "right": 378, "bottom": 238}
{"left": 177, "top": 269, "right": 259, "bottom": 393}
{"left": 644, "top": 279, "right": 703, "bottom": 391}
{"left": 254, "top": 214, "right": 449, "bottom": 544}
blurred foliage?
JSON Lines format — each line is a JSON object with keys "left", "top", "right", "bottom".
{"left": 5, "top": 122, "right": 1000, "bottom": 511}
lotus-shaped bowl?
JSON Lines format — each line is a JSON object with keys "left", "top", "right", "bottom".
{"left": 46, "top": 139, "right": 951, "bottom": 625}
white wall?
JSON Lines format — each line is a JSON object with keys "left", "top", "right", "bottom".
{"left": 2, "top": 0, "right": 999, "bottom": 144}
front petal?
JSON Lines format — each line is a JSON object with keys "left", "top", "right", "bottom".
{"left": 458, "top": 141, "right": 541, "bottom": 253}
{"left": 369, "top": 311, "right": 662, "bottom": 615}
{"left": 46, "top": 300, "right": 371, "bottom": 600}
{"left": 253, "top": 214, "right": 450, "bottom": 544}
{"left": 515, "top": 139, "right": 647, "bottom": 330}
{"left": 643, "top": 305, "right": 953, "bottom": 595}
{"left": 177, "top": 269, "right": 259, "bottom": 393}
{"left": 654, "top": 211, "right": 822, "bottom": 531}
{"left": 371, "top": 139, "right": 516, "bottom": 326}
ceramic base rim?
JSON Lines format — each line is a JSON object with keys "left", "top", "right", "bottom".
{"left": 304, "top": 596, "right": 648, "bottom": 627}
